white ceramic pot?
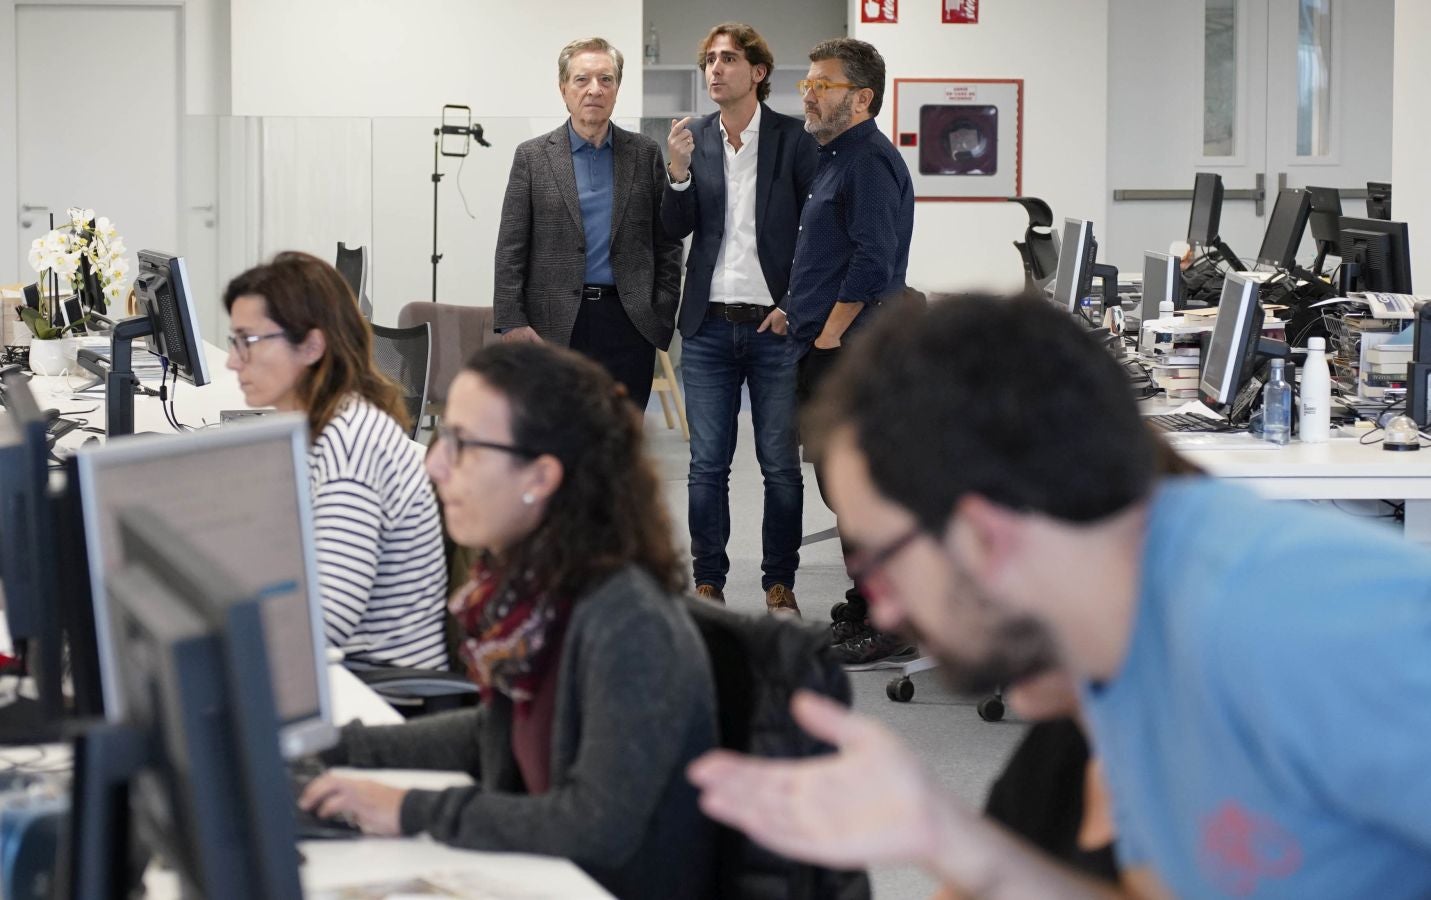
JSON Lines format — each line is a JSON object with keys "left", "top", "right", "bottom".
{"left": 28, "top": 337, "right": 78, "bottom": 376}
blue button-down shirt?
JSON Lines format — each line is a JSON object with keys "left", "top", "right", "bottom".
{"left": 785, "top": 119, "right": 914, "bottom": 346}
{"left": 568, "top": 120, "right": 615, "bottom": 286}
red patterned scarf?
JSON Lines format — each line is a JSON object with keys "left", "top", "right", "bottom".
{"left": 450, "top": 557, "right": 570, "bottom": 706}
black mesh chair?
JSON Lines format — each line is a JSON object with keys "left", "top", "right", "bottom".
{"left": 1008, "top": 196, "right": 1059, "bottom": 293}
{"left": 369, "top": 322, "right": 431, "bottom": 440}
{"left": 335, "top": 242, "right": 372, "bottom": 320}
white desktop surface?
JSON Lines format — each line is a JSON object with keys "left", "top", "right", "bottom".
{"left": 30, "top": 341, "right": 251, "bottom": 440}
{"left": 1143, "top": 397, "right": 1431, "bottom": 543}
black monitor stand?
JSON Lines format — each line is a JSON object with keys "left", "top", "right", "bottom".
{"left": 1210, "top": 237, "right": 1247, "bottom": 272}
{"left": 101, "top": 316, "right": 155, "bottom": 439}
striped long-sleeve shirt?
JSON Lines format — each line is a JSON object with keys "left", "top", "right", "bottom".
{"left": 308, "top": 396, "right": 448, "bottom": 670}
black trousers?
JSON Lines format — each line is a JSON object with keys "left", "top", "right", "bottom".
{"left": 568, "top": 291, "right": 655, "bottom": 413}
{"left": 797, "top": 344, "right": 868, "bottom": 619}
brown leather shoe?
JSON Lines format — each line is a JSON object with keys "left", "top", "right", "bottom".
{"left": 695, "top": 583, "right": 726, "bottom": 605}
{"left": 765, "top": 584, "right": 800, "bottom": 618}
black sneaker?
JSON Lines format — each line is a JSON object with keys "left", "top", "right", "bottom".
{"left": 831, "top": 624, "right": 916, "bottom": 671}
{"left": 829, "top": 616, "right": 866, "bottom": 645}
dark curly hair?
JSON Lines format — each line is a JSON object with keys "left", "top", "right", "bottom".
{"left": 463, "top": 342, "right": 684, "bottom": 598}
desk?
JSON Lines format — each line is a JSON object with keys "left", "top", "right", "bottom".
{"left": 25, "top": 341, "right": 250, "bottom": 442}
{"left": 1147, "top": 405, "right": 1431, "bottom": 544}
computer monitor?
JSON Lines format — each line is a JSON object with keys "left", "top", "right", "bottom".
{"left": 1141, "top": 251, "right": 1185, "bottom": 323}
{"left": 61, "top": 509, "right": 302, "bottom": 900}
{"left": 99, "top": 250, "right": 211, "bottom": 437}
{"left": 1255, "top": 188, "right": 1312, "bottom": 270}
{"left": 1051, "top": 218, "right": 1095, "bottom": 313}
{"left": 1366, "top": 181, "right": 1392, "bottom": 220}
{"left": 1338, "top": 216, "right": 1413, "bottom": 293}
{"left": 1199, "top": 274, "right": 1264, "bottom": 413}
{"left": 0, "top": 374, "right": 66, "bottom": 736}
{"left": 76, "top": 414, "right": 335, "bottom": 759}
{"left": 1187, "top": 172, "right": 1224, "bottom": 248}
{"left": 1306, "top": 186, "right": 1343, "bottom": 273}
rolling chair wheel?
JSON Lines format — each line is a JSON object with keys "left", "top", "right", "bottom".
{"left": 977, "top": 697, "right": 1005, "bottom": 722}
{"left": 886, "top": 677, "right": 914, "bottom": 703}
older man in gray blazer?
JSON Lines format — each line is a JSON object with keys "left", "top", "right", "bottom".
{"left": 494, "top": 37, "right": 681, "bottom": 411}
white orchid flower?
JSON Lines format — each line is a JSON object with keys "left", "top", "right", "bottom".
{"left": 27, "top": 244, "right": 45, "bottom": 272}
{"left": 104, "top": 281, "right": 125, "bottom": 302}
{"left": 43, "top": 230, "right": 69, "bottom": 253}
{"left": 109, "top": 257, "right": 130, "bottom": 278}
{"left": 108, "top": 237, "right": 126, "bottom": 256}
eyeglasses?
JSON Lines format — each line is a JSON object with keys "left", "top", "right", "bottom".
{"left": 846, "top": 525, "right": 923, "bottom": 589}
{"left": 796, "top": 79, "right": 857, "bottom": 95}
{"left": 226, "top": 331, "right": 290, "bottom": 362}
{"left": 433, "top": 423, "right": 540, "bottom": 468}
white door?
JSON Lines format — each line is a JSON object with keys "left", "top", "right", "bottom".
{"left": 1106, "top": 0, "right": 1393, "bottom": 275}
{"left": 15, "top": 4, "right": 180, "bottom": 301}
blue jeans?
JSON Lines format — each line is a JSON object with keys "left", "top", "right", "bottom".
{"left": 682, "top": 317, "right": 803, "bottom": 591}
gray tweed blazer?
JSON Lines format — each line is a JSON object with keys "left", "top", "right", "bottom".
{"left": 493, "top": 122, "right": 682, "bottom": 351}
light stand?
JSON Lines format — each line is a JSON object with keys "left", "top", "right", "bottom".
{"left": 430, "top": 104, "right": 491, "bottom": 302}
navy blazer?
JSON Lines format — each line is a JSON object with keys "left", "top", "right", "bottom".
{"left": 660, "top": 104, "right": 819, "bottom": 339}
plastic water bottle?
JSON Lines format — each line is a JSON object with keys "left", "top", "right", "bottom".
{"left": 1299, "top": 337, "right": 1331, "bottom": 443}
{"left": 1262, "top": 359, "right": 1292, "bottom": 445}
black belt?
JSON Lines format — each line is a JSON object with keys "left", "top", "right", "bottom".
{"left": 706, "top": 302, "right": 771, "bottom": 324}
{"left": 581, "top": 284, "right": 617, "bottom": 301}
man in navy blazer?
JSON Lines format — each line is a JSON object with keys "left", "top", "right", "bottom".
{"left": 661, "top": 22, "right": 818, "bottom": 617}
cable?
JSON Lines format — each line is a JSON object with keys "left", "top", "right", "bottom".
{"left": 455, "top": 152, "right": 478, "bottom": 220}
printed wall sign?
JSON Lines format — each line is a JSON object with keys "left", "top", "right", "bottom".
{"left": 943, "top": 0, "right": 979, "bottom": 24}
{"left": 862, "top": 0, "right": 897, "bottom": 24}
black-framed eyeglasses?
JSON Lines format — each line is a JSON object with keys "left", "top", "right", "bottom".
{"left": 846, "top": 525, "right": 923, "bottom": 587}
{"left": 433, "top": 423, "right": 540, "bottom": 468}
{"left": 226, "top": 331, "right": 290, "bottom": 362}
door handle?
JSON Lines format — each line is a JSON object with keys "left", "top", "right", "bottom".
{"left": 1113, "top": 172, "right": 1268, "bottom": 216}
{"left": 1276, "top": 172, "right": 1368, "bottom": 200}
{"left": 19, "top": 203, "right": 49, "bottom": 229}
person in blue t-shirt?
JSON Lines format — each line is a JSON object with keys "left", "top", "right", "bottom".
{"left": 688, "top": 293, "right": 1431, "bottom": 899}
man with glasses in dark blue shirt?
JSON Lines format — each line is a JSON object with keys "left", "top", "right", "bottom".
{"left": 788, "top": 38, "right": 915, "bottom": 668}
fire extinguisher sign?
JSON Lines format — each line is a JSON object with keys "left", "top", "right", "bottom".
{"left": 862, "top": 0, "right": 897, "bottom": 24}
{"left": 943, "top": 0, "right": 979, "bottom": 24}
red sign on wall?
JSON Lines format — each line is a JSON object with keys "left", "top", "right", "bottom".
{"left": 943, "top": 0, "right": 979, "bottom": 24}
{"left": 862, "top": 0, "right": 898, "bottom": 24}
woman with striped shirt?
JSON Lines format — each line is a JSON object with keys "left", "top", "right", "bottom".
{"left": 223, "top": 252, "right": 448, "bottom": 671}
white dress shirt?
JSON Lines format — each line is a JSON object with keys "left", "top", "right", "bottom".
{"left": 671, "top": 105, "right": 774, "bottom": 306}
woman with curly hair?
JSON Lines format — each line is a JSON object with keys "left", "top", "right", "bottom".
{"left": 301, "top": 341, "right": 717, "bottom": 900}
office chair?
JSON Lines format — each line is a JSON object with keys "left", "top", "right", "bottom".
{"left": 396, "top": 301, "right": 495, "bottom": 425}
{"left": 1007, "top": 196, "right": 1059, "bottom": 293}
{"left": 369, "top": 321, "right": 431, "bottom": 440}
{"left": 334, "top": 242, "right": 372, "bottom": 320}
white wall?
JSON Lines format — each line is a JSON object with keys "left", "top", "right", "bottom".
{"left": 644, "top": 0, "right": 846, "bottom": 71}
{"left": 1392, "top": 0, "right": 1431, "bottom": 286}
{"left": 230, "top": 0, "right": 643, "bottom": 120}
{"left": 852, "top": 0, "right": 1109, "bottom": 295}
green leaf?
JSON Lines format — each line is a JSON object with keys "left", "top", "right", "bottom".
{"left": 19, "top": 307, "right": 60, "bottom": 341}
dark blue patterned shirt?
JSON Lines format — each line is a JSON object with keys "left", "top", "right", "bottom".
{"left": 783, "top": 119, "right": 914, "bottom": 346}
{"left": 568, "top": 120, "right": 615, "bottom": 285}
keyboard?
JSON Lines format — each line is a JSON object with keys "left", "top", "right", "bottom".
{"left": 1145, "top": 413, "right": 1234, "bottom": 433}
{"left": 45, "top": 417, "right": 80, "bottom": 442}
{"left": 289, "top": 757, "right": 362, "bottom": 840}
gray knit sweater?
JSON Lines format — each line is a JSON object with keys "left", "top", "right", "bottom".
{"left": 325, "top": 565, "right": 718, "bottom": 900}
